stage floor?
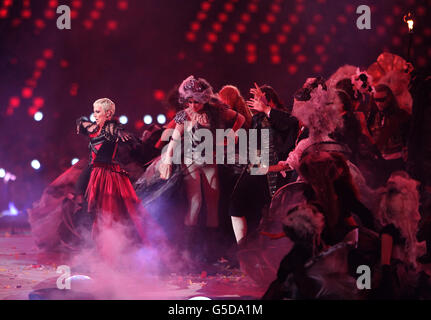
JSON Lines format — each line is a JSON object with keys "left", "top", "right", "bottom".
{"left": 0, "top": 233, "right": 266, "bottom": 300}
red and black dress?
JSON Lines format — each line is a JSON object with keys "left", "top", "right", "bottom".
{"left": 76, "top": 117, "right": 147, "bottom": 243}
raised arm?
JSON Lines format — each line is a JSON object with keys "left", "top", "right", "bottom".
{"left": 76, "top": 116, "right": 98, "bottom": 136}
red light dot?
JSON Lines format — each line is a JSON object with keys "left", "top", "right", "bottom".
{"left": 248, "top": 3, "right": 257, "bottom": 12}
{"left": 197, "top": 12, "right": 207, "bottom": 20}
{"left": 153, "top": 90, "right": 165, "bottom": 101}
{"left": 191, "top": 22, "right": 200, "bottom": 31}
{"left": 313, "top": 14, "right": 323, "bottom": 23}
{"left": 35, "top": 59, "right": 46, "bottom": 69}
{"left": 43, "top": 49, "right": 54, "bottom": 59}
{"left": 424, "top": 28, "right": 431, "bottom": 37}
{"left": 203, "top": 43, "right": 213, "bottom": 52}
{"left": 414, "top": 36, "right": 423, "bottom": 45}
{"left": 107, "top": 20, "right": 118, "bottom": 30}
{"left": 71, "top": 10, "right": 78, "bottom": 19}
{"left": 307, "top": 25, "right": 316, "bottom": 35}
{"left": 224, "top": 3, "right": 234, "bottom": 12}
{"left": 34, "top": 97, "right": 45, "bottom": 108}
{"left": 277, "top": 34, "right": 287, "bottom": 43}
{"left": 417, "top": 6, "right": 426, "bottom": 16}
{"left": 230, "top": 33, "right": 240, "bottom": 43}
{"left": 288, "top": 64, "right": 298, "bottom": 75}
{"left": 70, "top": 83, "right": 79, "bottom": 96}
{"left": 48, "top": 0, "right": 58, "bottom": 8}
{"left": 90, "top": 10, "right": 100, "bottom": 20}
{"left": 384, "top": 16, "right": 394, "bottom": 26}
{"left": 9, "top": 97, "right": 20, "bottom": 108}
{"left": 21, "top": 9, "right": 31, "bottom": 19}
{"left": 296, "top": 4, "right": 305, "bottom": 13}
{"left": 4, "top": 0, "right": 13, "bottom": 7}
{"left": 313, "top": 65, "right": 323, "bottom": 73}
{"left": 201, "top": 1, "right": 211, "bottom": 11}
{"left": 393, "top": 6, "right": 402, "bottom": 16}
{"left": 0, "top": 8, "right": 9, "bottom": 18}
{"left": 178, "top": 51, "right": 186, "bottom": 60}
{"left": 246, "top": 55, "right": 257, "bottom": 64}
{"left": 60, "top": 60, "right": 69, "bottom": 68}
{"left": 282, "top": 24, "right": 292, "bottom": 33}
{"left": 12, "top": 18, "right": 21, "bottom": 27}
{"left": 337, "top": 15, "right": 347, "bottom": 24}
{"left": 118, "top": 0, "right": 128, "bottom": 10}
{"left": 331, "top": 25, "right": 337, "bottom": 34}
{"left": 289, "top": 14, "right": 299, "bottom": 24}
{"left": 241, "top": 13, "right": 251, "bottom": 23}
{"left": 345, "top": 4, "right": 354, "bottom": 14}
{"left": 72, "top": 0, "right": 82, "bottom": 8}
{"left": 212, "top": 22, "right": 222, "bottom": 32}
{"left": 260, "top": 23, "right": 270, "bottom": 33}
{"left": 44, "top": 10, "right": 55, "bottom": 19}
{"left": 271, "top": 4, "right": 281, "bottom": 13}
{"left": 377, "top": 26, "right": 385, "bottom": 36}
{"left": 35, "top": 19, "right": 45, "bottom": 29}
{"left": 392, "top": 36, "right": 401, "bottom": 46}
{"left": 95, "top": 0, "right": 105, "bottom": 9}
{"left": 236, "top": 23, "right": 246, "bottom": 33}
{"left": 225, "top": 43, "right": 235, "bottom": 53}
{"left": 207, "top": 32, "right": 217, "bottom": 43}
{"left": 10, "top": 58, "right": 18, "bottom": 64}
{"left": 315, "top": 45, "right": 325, "bottom": 55}
{"left": 33, "top": 70, "right": 42, "bottom": 79}
{"left": 292, "top": 44, "right": 301, "bottom": 54}
{"left": 28, "top": 106, "right": 37, "bottom": 117}
{"left": 418, "top": 57, "right": 427, "bottom": 67}
{"left": 246, "top": 43, "right": 256, "bottom": 51}
{"left": 266, "top": 14, "right": 276, "bottom": 23}
{"left": 271, "top": 55, "right": 281, "bottom": 64}
{"left": 218, "top": 13, "right": 228, "bottom": 22}
{"left": 22, "top": 88, "right": 33, "bottom": 99}
{"left": 135, "top": 120, "right": 144, "bottom": 130}
{"left": 297, "top": 55, "right": 307, "bottom": 63}
{"left": 186, "top": 32, "right": 196, "bottom": 42}
{"left": 269, "top": 44, "right": 279, "bottom": 53}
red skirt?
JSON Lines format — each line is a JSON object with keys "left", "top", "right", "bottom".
{"left": 85, "top": 162, "right": 147, "bottom": 244}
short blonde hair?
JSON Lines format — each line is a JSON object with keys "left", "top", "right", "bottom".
{"left": 93, "top": 98, "right": 115, "bottom": 115}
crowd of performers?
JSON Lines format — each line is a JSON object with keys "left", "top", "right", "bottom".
{"left": 28, "top": 52, "right": 431, "bottom": 299}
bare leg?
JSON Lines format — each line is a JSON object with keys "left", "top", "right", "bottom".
{"left": 201, "top": 164, "right": 219, "bottom": 228}
{"left": 231, "top": 216, "right": 247, "bottom": 244}
{"left": 183, "top": 163, "right": 203, "bottom": 226}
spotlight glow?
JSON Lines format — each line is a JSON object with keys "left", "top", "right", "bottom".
{"left": 119, "top": 115, "right": 128, "bottom": 124}
{"left": 157, "top": 114, "right": 166, "bottom": 124}
{"left": 90, "top": 113, "right": 96, "bottom": 122}
{"left": 0, "top": 169, "right": 5, "bottom": 178}
{"left": 143, "top": 115, "right": 153, "bottom": 125}
{"left": 34, "top": 111, "right": 43, "bottom": 121}
{"left": 71, "top": 158, "right": 79, "bottom": 165}
{"left": 31, "top": 160, "right": 41, "bottom": 170}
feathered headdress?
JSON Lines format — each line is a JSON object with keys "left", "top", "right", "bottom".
{"left": 377, "top": 171, "right": 421, "bottom": 268}
{"left": 178, "top": 75, "right": 214, "bottom": 105}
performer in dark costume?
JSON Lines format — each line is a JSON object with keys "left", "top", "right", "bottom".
{"left": 262, "top": 204, "right": 362, "bottom": 300}
{"left": 372, "top": 171, "right": 431, "bottom": 299}
{"left": 137, "top": 76, "right": 245, "bottom": 266}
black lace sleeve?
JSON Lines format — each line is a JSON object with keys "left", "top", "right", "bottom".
{"left": 76, "top": 116, "right": 98, "bottom": 136}
{"left": 174, "top": 110, "right": 187, "bottom": 124}
{"left": 103, "top": 120, "right": 126, "bottom": 142}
